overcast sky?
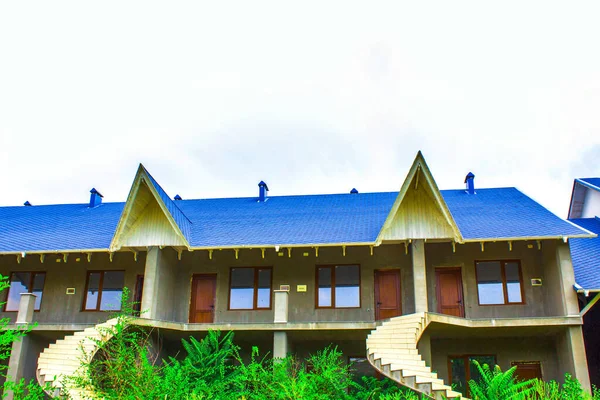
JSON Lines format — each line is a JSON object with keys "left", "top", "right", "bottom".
{"left": 1, "top": 2, "right": 599, "bottom": 218}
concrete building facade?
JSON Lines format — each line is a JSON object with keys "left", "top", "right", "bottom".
{"left": 0, "top": 153, "right": 596, "bottom": 398}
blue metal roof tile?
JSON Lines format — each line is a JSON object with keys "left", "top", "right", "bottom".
{"left": 569, "top": 218, "right": 600, "bottom": 290}
{"left": 0, "top": 186, "right": 591, "bottom": 252}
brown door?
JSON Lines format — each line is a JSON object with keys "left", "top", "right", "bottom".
{"left": 374, "top": 270, "right": 402, "bottom": 320}
{"left": 435, "top": 268, "right": 465, "bottom": 317}
{"left": 189, "top": 274, "right": 217, "bottom": 323}
{"left": 511, "top": 362, "right": 543, "bottom": 381}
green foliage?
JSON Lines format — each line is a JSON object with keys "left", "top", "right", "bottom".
{"left": 468, "top": 360, "right": 536, "bottom": 399}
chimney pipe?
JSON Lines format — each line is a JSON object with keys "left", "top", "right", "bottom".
{"left": 174, "top": 194, "right": 182, "bottom": 200}
{"left": 89, "top": 188, "right": 103, "bottom": 208}
{"left": 464, "top": 172, "right": 475, "bottom": 195}
{"left": 23, "top": 201, "right": 32, "bottom": 206}
{"left": 350, "top": 188, "right": 358, "bottom": 194}
{"left": 258, "top": 181, "right": 269, "bottom": 202}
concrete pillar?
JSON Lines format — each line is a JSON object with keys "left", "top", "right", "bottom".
{"left": 15, "top": 293, "right": 36, "bottom": 324}
{"left": 556, "top": 243, "right": 580, "bottom": 316}
{"left": 141, "top": 247, "right": 176, "bottom": 320}
{"left": 556, "top": 326, "right": 591, "bottom": 393}
{"left": 273, "top": 331, "right": 289, "bottom": 361}
{"left": 418, "top": 331, "right": 432, "bottom": 367}
{"left": 412, "top": 240, "right": 428, "bottom": 313}
{"left": 273, "top": 290, "right": 289, "bottom": 323}
{"left": 5, "top": 294, "right": 37, "bottom": 400}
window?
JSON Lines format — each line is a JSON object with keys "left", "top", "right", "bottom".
{"left": 511, "top": 361, "right": 542, "bottom": 381}
{"left": 475, "top": 261, "right": 524, "bottom": 305}
{"left": 449, "top": 355, "right": 496, "bottom": 397}
{"left": 229, "top": 267, "right": 272, "bottom": 310}
{"left": 4, "top": 272, "right": 46, "bottom": 311}
{"left": 83, "top": 271, "right": 125, "bottom": 311}
{"left": 316, "top": 265, "right": 360, "bottom": 308}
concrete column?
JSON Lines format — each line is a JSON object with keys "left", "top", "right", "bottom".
{"left": 412, "top": 240, "right": 428, "bottom": 313}
{"left": 141, "top": 247, "right": 176, "bottom": 320}
{"left": 417, "top": 331, "right": 432, "bottom": 367}
{"left": 15, "top": 293, "right": 36, "bottom": 324}
{"left": 273, "top": 331, "right": 289, "bottom": 361}
{"left": 273, "top": 290, "right": 289, "bottom": 323}
{"left": 556, "top": 326, "right": 591, "bottom": 393}
{"left": 5, "top": 294, "right": 37, "bottom": 400}
{"left": 556, "top": 242, "right": 580, "bottom": 316}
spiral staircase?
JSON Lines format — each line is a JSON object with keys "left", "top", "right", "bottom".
{"left": 36, "top": 319, "right": 119, "bottom": 399}
{"left": 367, "top": 313, "right": 466, "bottom": 399}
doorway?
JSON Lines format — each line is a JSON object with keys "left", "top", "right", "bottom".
{"left": 374, "top": 270, "right": 402, "bottom": 320}
{"left": 189, "top": 274, "right": 217, "bottom": 323}
{"left": 435, "top": 267, "right": 465, "bottom": 317}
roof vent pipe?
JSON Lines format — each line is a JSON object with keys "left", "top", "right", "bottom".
{"left": 24, "top": 201, "right": 32, "bottom": 206}
{"left": 465, "top": 172, "right": 475, "bottom": 195}
{"left": 174, "top": 194, "right": 182, "bottom": 200}
{"left": 89, "top": 188, "right": 103, "bottom": 208}
{"left": 258, "top": 181, "right": 269, "bottom": 202}
{"left": 350, "top": 188, "right": 358, "bottom": 194}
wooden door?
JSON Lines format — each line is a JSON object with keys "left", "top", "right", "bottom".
{"left": 435, "top": 268, "right": 465, "bottom": 317}
{"left": 511, "top": 362, "right": 542, "bottom": 381}
{"left": 189, "top": 274, "right": 217, "bottom": 323}
{"left": 374, "top": 270, "right": 402, "bottom": 320}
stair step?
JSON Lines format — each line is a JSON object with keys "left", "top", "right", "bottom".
{"left": 389, "top": 364, "right": 434, "bottom": 374}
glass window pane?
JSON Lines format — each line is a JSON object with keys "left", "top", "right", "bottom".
{"left": 6, "top": 272, "right": 30, "bottom": 311}
{"left": 505, "top": 262, "right": 522, "bottom": 303}
{"left": 32, "top": 273, "right": 45, "bottom": 310}
{"left": 100, "top": 271, "right": 125, "bottom": 311}
{"left": 335, "top": 265, "right": 360, "bottom": 308}
{"left": 318, "top": 267, "right": 332, "bottom": 307}
{"left": 476, "top": 262, "right": 505, "bottom": 305}
{"left": 230, "top": 268, "right": 255, "bottom": 309}
{"left": 85, "top": 272, "right": 101, "bottom": 310}
{"left": 257, "top": 269, "right": 271, "bottom": 308}
{"left": 450, "top": 357, "right": 467, "bottom": 396}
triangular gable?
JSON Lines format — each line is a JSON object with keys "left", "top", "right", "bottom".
{"left": 110, "top": 164, "right": 191, "bottom": 251}
{"left": 376, "top": 151, "right": 463, "bottom": 244}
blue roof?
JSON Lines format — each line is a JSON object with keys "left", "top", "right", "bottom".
{"left": 569, "top": 218, "right": 600, "bottom": 290}
{"left": 441, "top": 188, "right": 586, "bottom": 240}
{"left": 0, "top": 186, "right": 591, "bottom": 252}
{"left": 579, "top": 178, "right": 600, "bottom": 191}
{"left": 143, "top": 166, "right": 192, "bottom": 242}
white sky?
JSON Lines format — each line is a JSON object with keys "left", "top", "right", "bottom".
{"left": 1, "top": 1, "right": 599, "bottom": 217}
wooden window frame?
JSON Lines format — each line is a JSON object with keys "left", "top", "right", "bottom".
{"left": 315, "top": 264, "right": 362, "bottom": 309}
{"left": 82, "top": 270, "right": 125, "bottom": 312}
{"left": 448, "top": 354, "right": 497, "bottom": 397}
{"left": 227, "top": 267, "right": 273, "bottom": 310}
{"left": 3, "top": 271, "right": 46, "bottom": 312}
{"left": 474, "top": 260, "right": 526, "bottom": 306}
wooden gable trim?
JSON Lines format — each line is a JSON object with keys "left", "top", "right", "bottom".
{"left": 375, "top": 151, "right": 463, "bottom": 244}
{"left": 110, "top": 164, "right": 190, "bottom": 252}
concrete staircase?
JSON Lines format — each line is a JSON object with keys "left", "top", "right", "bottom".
{"left": 367, "top": 313, "right": 466, "bottom": 399}
{"left": 36, "top": 319, "right": 118, "bottom": 399}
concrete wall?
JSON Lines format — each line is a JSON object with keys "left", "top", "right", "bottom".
{"left": 431, "top": 336, "right": 560, "bottom": 384}
{"left": 425, "top": 240, "right": 572, "bottom": 318}
{"left": 175, "top": 244, "right": 413, "bottom": 324}
{"left": 0, "top": 239, "right": 579, "bottom": 324}
{"left": 0, "top": 252, "right": 145, "bottom": 325}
